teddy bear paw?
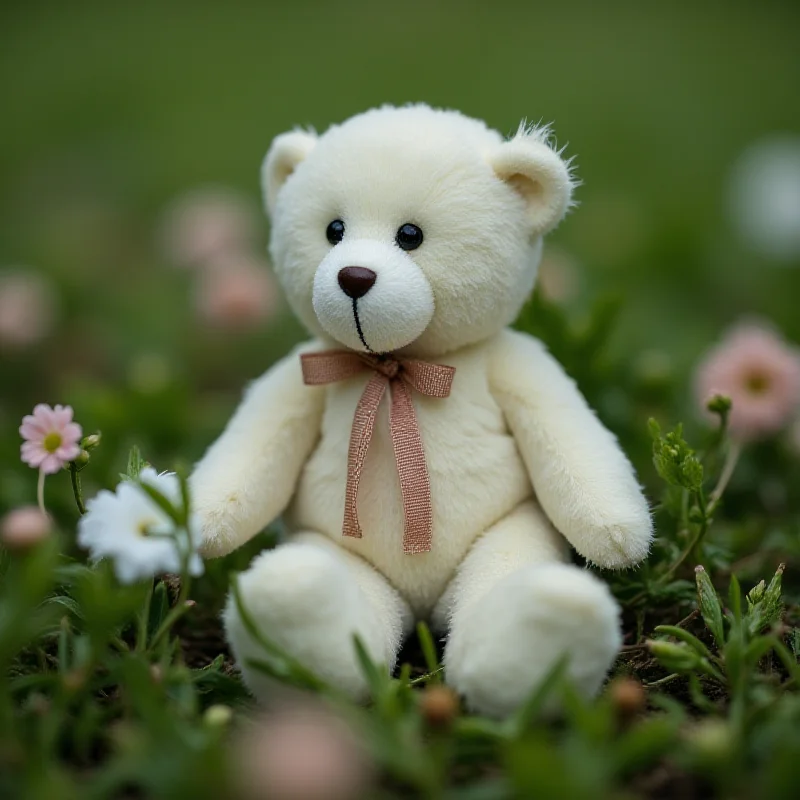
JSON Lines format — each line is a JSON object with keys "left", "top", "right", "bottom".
{"left": 224, "top": 543, "right": 387, "bottom": 701}
{"left": 444, "top": 563, "right": 621, "bottom": 717}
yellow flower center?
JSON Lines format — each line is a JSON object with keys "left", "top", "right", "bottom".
{"left": 745, "top": 372, "right": 770, "bottom": 395}
{"left": 137, "top": 520, "right": 156, "bottom": 537}
{"left": 43, "top": 432, "right": 62, "bottom": 453}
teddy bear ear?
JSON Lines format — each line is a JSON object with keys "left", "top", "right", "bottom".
{"left": 261, "top": 129, "right": 318, "bottom": 215}
{"left": 488, "top": 125, "right": 576, "bottom": 235}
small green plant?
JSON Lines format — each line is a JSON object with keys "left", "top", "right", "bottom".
{"left": 613, "top": 398, "right": 740, "bottom": 612}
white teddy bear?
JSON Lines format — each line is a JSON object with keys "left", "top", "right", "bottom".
{"left": 191, "top": 104, "right": 653, "bottom": 717}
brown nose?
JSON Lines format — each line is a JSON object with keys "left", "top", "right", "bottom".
{"left": 337, "top": 266, "right": 377, "bottom": 299}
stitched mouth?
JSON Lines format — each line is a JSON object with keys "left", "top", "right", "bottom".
{"left": 352, "top": 299, "right": 374, "bottom": 353}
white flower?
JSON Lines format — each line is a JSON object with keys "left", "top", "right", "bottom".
{"left": 77, "top": 467, "right": 203, "bottom": 584}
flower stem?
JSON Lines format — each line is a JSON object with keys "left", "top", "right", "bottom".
{"left": 626, "top": 440, "right": 744, "bottom": 608}
{"left": 136, "top": 583, "right": 153, "bottom": 653}
{"left": 69, "top": 464, "right": 86, "bottom": 515}
{"left": 707, "top": 439, "right": 742, "bottom": 512}
{"left": 37, "top": 469, "right": 46, "bottom": 514}
{"left": 149, "top": 576, "right": 193, "bottom": 652}
{"left": 660, "top": 441, "right": 743, "bottom": 582}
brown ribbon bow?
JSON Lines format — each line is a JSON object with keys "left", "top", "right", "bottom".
{"left": 300, "top": 350, "right": 455, "bottom": 554}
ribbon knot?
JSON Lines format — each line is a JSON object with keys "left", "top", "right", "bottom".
{"left": 371, "top": 356, "right": 400, "bottom": 379}
{"left": 300, "top": 350, "right": 455, "bottom": 554}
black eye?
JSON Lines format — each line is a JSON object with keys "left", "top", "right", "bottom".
{"left": 395, "top": 223, "right": 423, "bottom": 251}
{"left": 326, "top": 219, "right": 345, "bottom": 245}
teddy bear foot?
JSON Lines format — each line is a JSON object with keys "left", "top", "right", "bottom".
{"left": 443, "top": 563, "right": 621, "bottom": 718}
{"left": 224, "top": 538, "right": 410, "bottom": 702}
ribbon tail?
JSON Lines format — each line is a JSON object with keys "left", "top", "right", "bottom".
{"left": 389, "top": 379, "right": 433, "bottom": 554}
{"left": 343, "top": 374, "right": 387, "bottom": 539}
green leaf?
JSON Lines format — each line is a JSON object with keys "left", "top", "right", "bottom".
{"left": 615, "top": 716, "right": 682, "bottom": 775}
{"left": 137, "top": 480, "right": 182, "bottom": 525}
{"left": 745, "top": 564, "right": 785, "bottom": 635}
{"left": 649, "top": 420, "right": 704, "bottom": 492}
{"left": 511, "top": 655, "right": 568, "bottom": 733}
{"left": 177, "top": 470, "right": 191, "bottom": 528}
{"left": 43, "top": 594, "right": 85, "bottom": 622}
{"left": 647, "top": 640, "right": 701, "bottom": 673}
{"left": 229, "top": 575, "right": 330, "bottom": 694}
{"left": 352, "top": 634, "right": 386, "bottom": 698}
{"left": 58, "top": 616, "right": 71, "bottom": 674}
{"left": 415, "top": 621, "right": 441, "bottom": 682}
{"left": 687, "top": 674, "right": 717, "bottom": 713}
{"left": 695, "top": 566, "right": 725, "bottom": 647}
{"left": 769, "top": 637, "right": 800, "bottom": 682}
{"left": 728, "top": 574, "right": 742, "bottom": 622}
{"left": 126, "top": 445, "right": 147, "bottom": 481}
{"left": 147, "top": 581, "right": 170, "bottom": 641}
{"left": 653, "top": 625, "right": 712, "bottom": 658}
{"left": 790, "top": 628, "right": 800, "bottom": 660}
{"left": 743, "top": 635, "right": 776, "bottom": 666}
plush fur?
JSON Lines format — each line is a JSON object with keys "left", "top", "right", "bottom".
{"left": 191, "top": 104, "right": 653, "bottom": 717}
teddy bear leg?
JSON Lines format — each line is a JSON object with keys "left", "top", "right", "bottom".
{"left": 433, "top": 500, "right": 622, "bottom": 718}
{"left": 224, "top": 532, "right": 412, "bottom": 702}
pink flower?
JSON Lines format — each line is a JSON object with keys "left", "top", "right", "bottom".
{"left": 0, "top": 269, "right": 57, "bottom": 349}
{"left": 160, "top": 188, "right": 259, "bottom": 269}
{"left": 193, "top": 254, "right": 278, "bottom": 330}
{"left": 20, "top": 404, "right": 83, "bottom": 474}
{"left": 234, "top": 704, "right": 373, "bottom": 800}
{"left": 695, "top": 322, "right": 800, "bottom": 440}
{"left": 1, "top": 506, "right": 51, "bottom": 551}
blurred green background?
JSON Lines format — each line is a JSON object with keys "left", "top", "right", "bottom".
{"left": 1, "top": 0, "right": 799, "bottom": 509}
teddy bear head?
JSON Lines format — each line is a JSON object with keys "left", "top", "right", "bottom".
{"left": 263, "top": 104, "right": 575, "bottom": 358}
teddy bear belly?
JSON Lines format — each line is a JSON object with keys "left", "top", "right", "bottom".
{"left": 286, "top": 401, "right": 533, "bottom": 617}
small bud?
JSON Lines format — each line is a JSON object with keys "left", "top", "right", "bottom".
{"left": 419, "top": 685, "right": 459, "bottom": 727}
{"left": 1, "top": 506, "right": 51, "bottom": 551}
{"left": 608, "top": 677, "right": 646, "bottom": 723}
{"left": 647, "top": 640, "right": 701, "bottom": 672}
{"left": 706, "top": 394, "right": 732, "bottom": 416}
{"left": 72, "top": 449, "right": 90, "bottom": 467}
{"left": 149, "top": 664, "right": 164, "bottom": 684}
{"left": 695, "top": 564, "right": 725, "bottom": 646}
{"left": 204, "top": 704, "right": 233, "bottom": 728}
{"left": 746, "top": 580, "right": 766, "bottom": 605}
{"left": 82, "top": 433, "right": 101, "bottom": 450}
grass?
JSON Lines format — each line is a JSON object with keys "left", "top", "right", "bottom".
{"left": 2, "top": 2, "right": 800, "bottom": 797}
{"left": 2, "top": 296, "right": 800, "bottom": 798}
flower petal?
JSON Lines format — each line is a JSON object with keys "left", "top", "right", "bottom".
{"left": 61, "top": 422, "right": 83, "bottom": 445}
{"left": 56, "top": 443, "right": 80, "bottom": 462}
{"left": 19, "top": 417, "right": 47, "bottom": 440}
{"left": 32, "top": 404, "right": 57, "bottom": 428}
{"left": 39, "top": 453, "right": 64, "bottom": 475}
{"left": 21, "top": 442, "right": 47, "bottom": 468}
{"left": 52, "top": 405, "right": 74, "bottom": 427}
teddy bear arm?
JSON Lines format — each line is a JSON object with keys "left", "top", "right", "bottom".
{"left": 190, "top": 343, "right": 325, "bottom": 558}
{"left": 489, "top": 330, "right": 653, "bottom": 569}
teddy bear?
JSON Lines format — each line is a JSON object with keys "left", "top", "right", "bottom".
{"left": 190, "top": 104, "right": 653, "bottom": 717}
